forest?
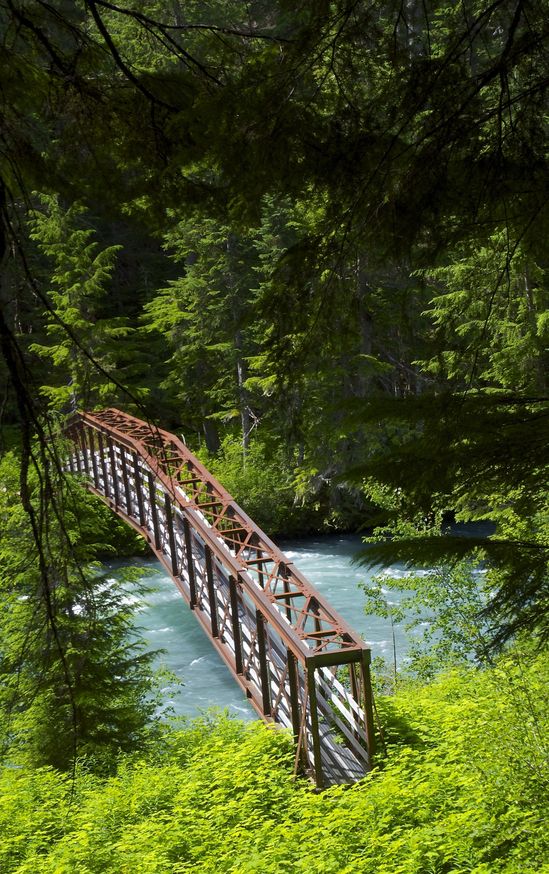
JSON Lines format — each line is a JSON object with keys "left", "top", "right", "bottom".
{"left": 0, "top": 1, "right": 548, "bottom": 871}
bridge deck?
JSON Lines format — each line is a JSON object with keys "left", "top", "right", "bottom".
{"left": 66, "top": 408, "right": 375, "bottom": 787}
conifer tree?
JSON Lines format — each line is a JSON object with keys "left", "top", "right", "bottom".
{"left": 0, "top": 451, "right": 160, "bottom": 771}
{"left": 0, "top": 0, "right": 547, "bottom": 647}
{"left": 27, "top": 195, "right": 143, "bottom": 413}
{"left": 143, "top": 213, "right": 262, "bottom": 452}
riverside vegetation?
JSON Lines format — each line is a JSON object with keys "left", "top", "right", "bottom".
{"left": 1, "top": 648, "right": 547, "bottom": 874}
{"left": 0, "top": 445, "right": 547, "bottom": 872}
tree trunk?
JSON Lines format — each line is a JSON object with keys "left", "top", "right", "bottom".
{"left": 226, "top": 233, "right": 252, "bottom": 457}
{"left": 355, "top": 254, "right": 374, "bottom": 398}
{"left": 202, "top": 418, "right": 220, "bottom": 454}
{"left": 235, "top": 327, "right": 251, "bottom": 454}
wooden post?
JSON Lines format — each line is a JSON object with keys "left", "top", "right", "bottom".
{"left": 87, "top": 431, "right": 100, "bottom": 489}
{"left": 350, "top": 662, "right": 359, "bottom": 702}
{"left": 132, "top": 452, "right": 146, "bottom": 527}
{"left": 96, "top": 432, "right": 110, "bottom": 498}
{"left": 307, "top": 660, "right": 324, "bottom": 789}
{"left": 80, "top": 429, "right": 91, "bottom": 477}
{"left": 229, "top": 574, "right": 244, "bottom": 674}
{"left": 360, "top": 649, "right": 376, "bottom": 767}
{"left": 120, "top": 447, "right": 133, "bottom": 516}
{"left": 349, "top": 662, "right": 362, "bottom": 744}
{"left": 147, "top": 472, "right": 161, "bottom": 550}
{"left": 107, "top": 437, "right": 120, "bottom": 507}
{"left": 183, "top": 515, "right": 197, "bottom": 608}
{"left": 256, "top": 610, "right": 271, "bottom": 716}
{"left": 164, "top": 494, "right": 178, "bottom": 577}
{"left": 287, "top": 650, "right": 301, "bottom": 744}
{"left": 204, "top": 545, "right": 219, "bottom": 637}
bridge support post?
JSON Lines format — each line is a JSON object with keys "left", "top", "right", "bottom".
{"left": 204, "top": 546, "right": 219, "bottom": 637}
{"left": 88, "top": 432, "right": 100, "bottom": 490}
{"left": 107, "top": 437, "right": 120, "bottom": 508}
{"left": 256, "top": 610, "right": 271, "bottom": 716}
{"left": 287, "top": 650, "right": 301, "bottom": 745}
{"left": 229, "top": 575, "right": 243, "bottom": 674}
{"left": 132, "top": 452, "right": 146, "bottom": 527}
{"left": 349, "top": 662, "right": 359, "bottom": 702}
{"left": 79, "top": 428, "right": 91, "bottom": 478}
{"left": 120, "top": 448, "right": 133, "bottom": 516}
{"left": 182, "top": 516, "right": 197, "bottom": 608}
{"left": 307, "top": 660, "right": 324, "bottom": 789}
{"left": 96, "top": 432, "right": 110, "bottom": 498}
{"left": 164, "top": 495, "right": 178, "bottom": 577}
{"left": 360, "top": 650, "right": 376, "bottom": 766}
{"left": 147, "top": 473, "right": 161, "bottom": 550}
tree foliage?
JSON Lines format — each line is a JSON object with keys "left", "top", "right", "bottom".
{"left": 0, "top": 0, "right": 547, "bottom": 650}
{"left": 0, "top": 7, "right": 547, "bottom": 868}
{"left": 0, "top": 451, "right": 161, "bottom": 772}
{"left": 26, "top": 194, "right": 135, "bottom": 411}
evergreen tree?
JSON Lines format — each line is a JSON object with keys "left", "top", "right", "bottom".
{"left": 143, "top": 213, "right": 261, "bottom": 451}
{"left": 27, "top": 195, "right": 145, "bottom": 413}
{"left": 0, "top": 0, "right": 547, "bottom": 647}
{"left": 347, "top": 228, "right": 548, "bottom": 647}
{"left": 0, "top": 451, "right": 161, "bottom": 771}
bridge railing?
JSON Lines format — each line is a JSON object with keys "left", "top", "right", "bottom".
{"left": 66, "top": 408, "right": 375, "bottom": 787}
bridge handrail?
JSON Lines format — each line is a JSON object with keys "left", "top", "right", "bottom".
{"left": 69, "top": 410, "right": 312, "bottom": 661}
{"left": 68, "top": 409, "right": 368, "bottom": 667}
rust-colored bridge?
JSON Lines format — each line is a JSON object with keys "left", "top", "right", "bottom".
{"left": 66, "top": 408, "right": 375, "bottom": 788}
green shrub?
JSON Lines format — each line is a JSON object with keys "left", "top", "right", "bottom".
{"left": 1, "top": 651, "right": 547, "bottom": 873}
{"left": 198, "top": 436, "right": 322, "bottom": 536}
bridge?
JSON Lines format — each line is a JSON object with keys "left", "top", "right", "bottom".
{"left": 66, "top": 408, "right": 376, "bottom": 788}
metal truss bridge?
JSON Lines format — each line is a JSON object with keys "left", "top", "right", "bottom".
{"left": 66, "top": 408, "right": 375, "bottom": 788}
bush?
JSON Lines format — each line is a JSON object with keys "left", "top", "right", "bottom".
{"left": 1, "top": 650, "right": 547, "bottom": 873}
{"left": 198, "top": 436, "right": 323, "bottom": 536}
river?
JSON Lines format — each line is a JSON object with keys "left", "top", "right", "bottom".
{"left": 112, "top": 533, "right": 417, "bottom": 721}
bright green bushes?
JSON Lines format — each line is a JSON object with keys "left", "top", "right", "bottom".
{"left": 0, "top": 718, "right": 295, "bottom": 874}
{"left": 1, "top": 650, "right": 547, "bottom": 873}
{"left": 198, "top": 436, "right": 323, "bottom": 536}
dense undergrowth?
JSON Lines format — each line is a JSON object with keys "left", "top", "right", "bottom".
{"left": 1, "top": 647, "right": 547, "bottom": 874}
{"left": 196, "top": 436, "right": 332, "bottom": 536}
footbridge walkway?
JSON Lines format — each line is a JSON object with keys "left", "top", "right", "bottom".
{"left": 66, "top": 408, "right": 375, "bottom": 788}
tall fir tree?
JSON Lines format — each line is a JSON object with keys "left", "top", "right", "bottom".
{"left": 0, "top": 450, "right": 161, "bottom": 772}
